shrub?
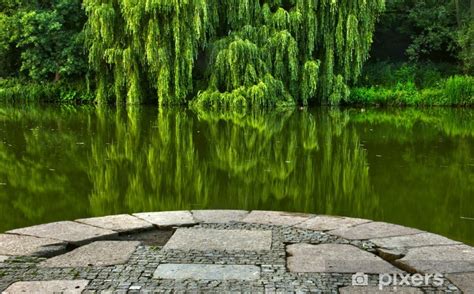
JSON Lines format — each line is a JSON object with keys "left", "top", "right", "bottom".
{"left": 358, "top": 62, "right": 460, "bottom": 89}
{"left": 0, "top": 79, "right": 93, "bottom": 103}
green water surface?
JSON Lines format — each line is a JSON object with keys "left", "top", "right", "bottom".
{"left": 0, "top": 105, "right": 473, "bottom": 245}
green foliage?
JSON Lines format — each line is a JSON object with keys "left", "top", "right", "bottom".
{"left": 371, "top": 0, "right": 471, "bottom": 63}
{"left": 0, "top": 79, "right": 60, "bottom": 102}
{"left": 347, "top": 75, "right": 474, "bottom": 106}
{"left": 84, "top": 0, "right": 210, "bottom": 105}
{"left": 193, "top": 74, "right": 294, "bottom": 110}
{"left": 348, "top": 83, "right": 429, "bottom": 106}
{"left": 443, "top": 75, "right": 474, "bottom": 105}
{"left": 84, "top": 0, "right": 385, "bottom": 106}
{"left": 0, "top": 0, "right": 87, "bottom": 81}
{"left": 0, "top": 78, "right": 94, "bottom": 103}
{"left": 358, "top": 62, "right": 459, "bottom": 88}
{"left": 458, "top": 20, "right": 474, "bottom": 74}
{"left": 301, "top": 60, "right": 320, "bottom": 106}
{"left": 404, "top": 0, "right": 460, "bottom": 61}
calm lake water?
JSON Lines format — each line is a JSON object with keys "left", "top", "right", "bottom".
{"left": 0, "top": 104, "right": 473, "bottom": 245}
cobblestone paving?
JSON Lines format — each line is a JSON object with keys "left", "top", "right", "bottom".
{"left": 0, "top": 211, "right": 472, "bottom": 293}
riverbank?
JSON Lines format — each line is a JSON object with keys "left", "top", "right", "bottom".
{"left": 346, "top": 75, "right": 474, "bottom": 107}
{"left": 1, "top": 210, "right": 473, "bottom": 292}
{"left": 2, "top": 75, "right": 473, "bottom": 107}
{"left": 0, "top": 79, "right": 93, "bottom": 104}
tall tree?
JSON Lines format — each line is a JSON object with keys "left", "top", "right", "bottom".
{"left": 84, "top": 0, "right": 385, "bottom": 106}
{"left": 0, "top": 0, "right": 87, "bottom": 81}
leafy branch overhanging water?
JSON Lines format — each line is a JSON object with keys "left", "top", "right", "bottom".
{"left": 84, "top": 0, "right": 385, "bottom": 107}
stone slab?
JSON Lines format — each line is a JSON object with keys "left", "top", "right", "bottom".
{"left": 328, "top": 222, "right": 421, "bottom": 240}
{"left": 287, "top": 243, "right": 400, "bottom": 273}
{"left": 339, "top": 286, "right": 423, "bottom": 293}
{"left": 371, "top": 232, "right": 461, "bottom": 249}
{"left": 0, "top": 233, "right": 67, "bottom": 257}
{"left": 395, "top": 245, "right": 474, "bottom": 274}
{"left": 163, "top": 228, "right": 272, "bottom": 251}
{"left": 3, "top": 280, "right": 89, "bottom": 293}
{"left": 133, "top": 211, "right": 195, "bottom": 227}
{"left": 153, "top": 264, "right": 260, "bottom": 280}
{"left": 295, "top": 215, "right": 371, "bottom": 231}
{"left": 76, "top": 214, "right": 154, "bottom": 233}
{"left": 0, "top": 255, "right": 8, "bottom": 262}
{"left": 7, "top": 221, "right": 118, "bottom": 245}
{"left": 39, "top": 241, "right": 140, "bottom": 267}
{"left": 241, "top": 210, "right": 313, "bottom": 226}
{"left": 192, "top": 210, "right": 249, "bottom": 223}
{"left": 446, "top": 272, "right": 474, "bottom": 293}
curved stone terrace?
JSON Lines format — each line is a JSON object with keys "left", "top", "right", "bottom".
{"left": 0, "top": 210, "right": 473, "bottom": 293}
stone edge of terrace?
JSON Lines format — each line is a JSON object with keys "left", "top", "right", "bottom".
{"left": 1, "top": 210, "right": 473, "bottom": 292}
{"left": 1, "top": 210, "right": 470, "bottom": 257}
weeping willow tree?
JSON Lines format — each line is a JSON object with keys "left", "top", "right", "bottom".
{"left": 84, "top": 0, "right": 385, "bottom": 107}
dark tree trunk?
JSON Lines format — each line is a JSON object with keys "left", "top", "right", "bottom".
{"left": 454, "top": 0, "right": 461, "bottom": 27}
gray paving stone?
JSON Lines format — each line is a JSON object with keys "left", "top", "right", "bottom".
{"left": 328, "top": 222, "right": 421, "bottom": 240}
{"left": 153, "top": 264, "right": 260, "bottom": 280}
{"left": 40, "top": 241, "right": 140, "bottom": 267}
{"left": 3, "top": 280, "right": 89, "bottom": 293}
{"left": 395, "top": 245, "right": 474, "bottom": 274}
{"left": 192, "top": 210, "right": 249, "bottom": 223}
{"left": 242, "top": 210, "right": 313, "bottom": 226}
{"left": 76, "top": 214, "right": 154, "bottom": 233}
{"left": 296, "top": 215, "right": 371, "bottom": 231}
{"left": 0, "top": 255, "right": 8, "bottom": 262}
{"left": 163, "top": 228, "right": 272, "bottom": 251}
{"left": 446, "top": 272, "right": 474, "bottom": 293}
{"left": 0, "top": 233, "right": 67, "bottom": 256}
{"left": 371, "top": 232, "right": 461, "bottom": 249}
{"left": 7, "top": 221, "right": 118, "bottom": 245}
{"left": 133, "top": 211, "right": 195, "bottom": 227}
{"left": 287, "top": 243, "right": 400, "bottom": 273}
{"left": 339, "top": 286, "right": 423, "bottom": 293}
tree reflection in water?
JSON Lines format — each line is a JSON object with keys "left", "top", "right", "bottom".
{"left": 0, "top": 105, "right": 472, "bottom": 245}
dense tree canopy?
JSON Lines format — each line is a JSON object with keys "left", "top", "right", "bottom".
{"left": 0, "top": 0, "right": 87, "bottom": 81}
{"left": 371, "top": 0, "right": 473, "bottom": 67}
{"left": 84, "top": 0, "right": 385, "bottom": 106}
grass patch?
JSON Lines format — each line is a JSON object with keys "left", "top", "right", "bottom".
{"left": 347, "top": 75, "right": 474, "bottom": 106}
